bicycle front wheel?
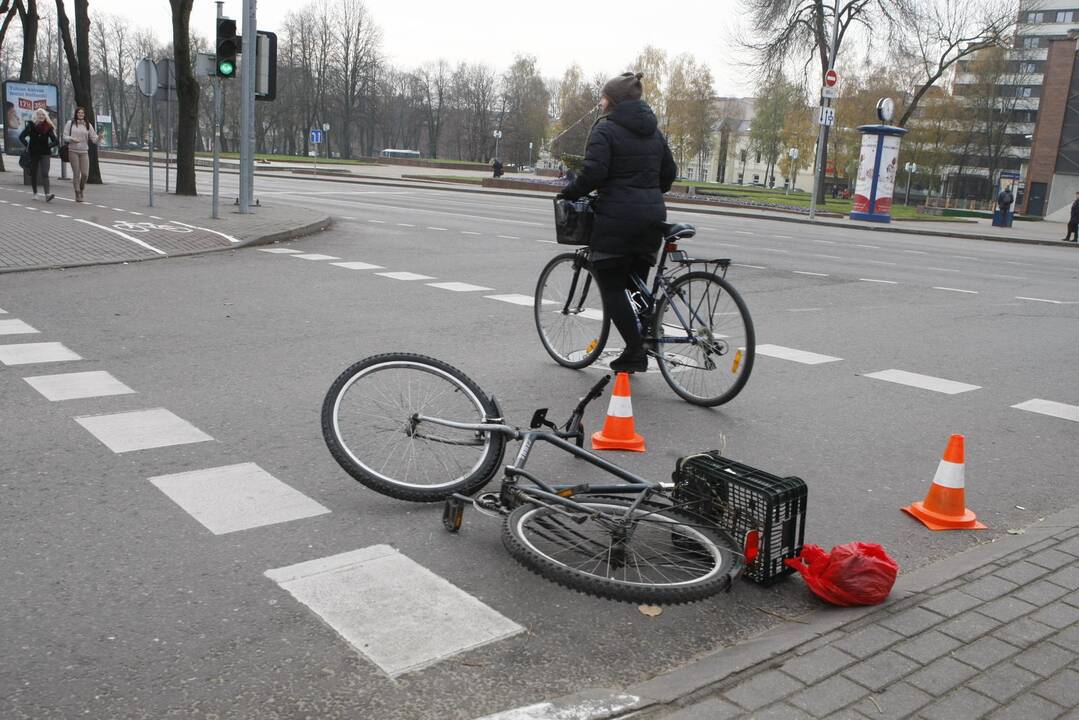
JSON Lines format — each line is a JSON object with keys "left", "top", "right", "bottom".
{"left": 534, "top": 252, "right": 610, "bottom": 368}
{"left": 653, "top": 271, "right": 755, "bottom": 406}
{"left": 503, "top": 496, "right": 740, "bottom": 604}
{"left": 321, "top": 353, "right": 506, "bottom": 502}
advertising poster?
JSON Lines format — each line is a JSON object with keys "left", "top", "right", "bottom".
{"left": 96, "top": 115, "right": 114, "bottom": 148}
{"left": 852, "top": 134, "right": 877, "bottom": 215}
{"left": 3, "top": 81, "right": 59, "bottom": 155}
{"left": 874, "top": 135, "right": 902, "bottom": 215}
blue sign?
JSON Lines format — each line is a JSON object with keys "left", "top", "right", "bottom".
{"left": 309, "top": 129, "right": 323, "bottom": 144}
{"left": 999, "top": 170, "right": 1020, "bottom": 180}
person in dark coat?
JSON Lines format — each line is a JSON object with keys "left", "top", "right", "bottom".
{"left": 1065, "top": 190, "right": 1079, "bottom": 242}
{"left": 557, "top": 71, "right": 677, "bottom": 373}
{"left": 997, "top": 185, "right": 1014, "bottom": 226}
{"left": 491, "top": 157, "right": 503, "bottom": 178}
{"left": 18, "top": 108, "right": 59, "bottom": 201}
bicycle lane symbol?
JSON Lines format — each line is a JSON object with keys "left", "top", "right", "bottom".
{"left": 111, "top": 220, "right": 194, "bottom": 234}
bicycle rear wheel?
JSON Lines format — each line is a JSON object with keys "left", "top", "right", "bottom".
{"left": 535, "top": 252, "right": 610, "bottom": 368}
{"left": 503, "top": 496, "right": 740, "bottom": 604}
{"left": 653, "top": 271, "right": 755, "bottom": 406}
{"left": 321, "top": 353, "right": 506, "bottom": 502}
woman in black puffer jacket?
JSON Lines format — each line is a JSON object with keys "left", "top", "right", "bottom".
{"left": 559, "top": 72, "right": 677, "bottom": 372}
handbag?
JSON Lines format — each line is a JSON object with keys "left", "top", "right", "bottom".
{"left": 59, "top": 143, "right": 69, "bottom": 162}
{"left": 18, "top": 150, "right": 31, "bottom": 170}
{"left": 553, "top": 196, "right": 594, "bottom": 245}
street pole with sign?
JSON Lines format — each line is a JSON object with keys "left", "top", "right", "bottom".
{"left": 136, "top": 57, "right": 158, "bottom": 207}
{"left": 809, "top": 0, "right": 841, "bottom": 221}
{"left": 238, "top": 0, "right": 256, "bottom": 213}
{"left": 494, "top": 129, "right": 502, "bottom": 160}
{"left": 57, "top": 28, "right": 66, "bottom": 180}
{"left": 786, "top": 147, "right": 799, "bottom": 194}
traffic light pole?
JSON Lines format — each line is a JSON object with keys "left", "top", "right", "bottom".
{"left": 213, "top": 1, "right": 223, "bottom": 219}
{"left": 238, "top": 0, "right": 256, "bottom": 213}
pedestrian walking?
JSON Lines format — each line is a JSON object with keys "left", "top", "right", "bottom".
{"left": 62, "top": 106, "right": 98, "bottom": 203}
{"left": 1065, "top": 190, "right": 1079, "bottom": 242}
{"left": 18, "top": 108, "right": 58, "bottom": 202}
{"left": 491, "top": 157, "right": 503, "bottom": 178}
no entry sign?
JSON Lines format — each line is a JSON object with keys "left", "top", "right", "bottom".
{"left": 825, "top": 69, "right": 839, "bottom": 87}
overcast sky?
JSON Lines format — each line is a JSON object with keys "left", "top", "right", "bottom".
{"left": 89, "top": 0, "right": 756, "bottom": 96}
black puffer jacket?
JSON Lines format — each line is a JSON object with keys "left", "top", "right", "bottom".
{"left": 19, "top": 122, "right": 58, "bottom": 157}
{"left": 561, "top": 100, "right": 677, "bottom": 256}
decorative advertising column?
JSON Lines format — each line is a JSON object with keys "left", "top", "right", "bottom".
{"left": 850, "top": 124, "right": 908, "bottom": 223}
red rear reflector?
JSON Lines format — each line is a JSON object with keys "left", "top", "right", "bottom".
{"left": 744, "top": 530, "right": 760, "bottom": 565}
{"left": 666, "top": 242, "right": 678, "bottom": 252}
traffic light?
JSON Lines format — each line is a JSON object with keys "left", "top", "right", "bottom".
{"left": 216, "top": 17, "right": 239, "bottom": 78}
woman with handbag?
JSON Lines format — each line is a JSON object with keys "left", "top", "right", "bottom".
{"left": 62, "top": 107, "right": 98, "bottom": 202}
{"left": 557, "top": 72, "right": 677, "bottom": 373}
{"left": 18, "top": 108, "right": 59, "bottom": 202}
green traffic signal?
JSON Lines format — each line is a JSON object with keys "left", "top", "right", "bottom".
{"left": 218, "top": 59, "right": 235, "bottom": 77}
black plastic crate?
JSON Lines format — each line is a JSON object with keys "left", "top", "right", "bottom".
{"left": 672, "top": 451, "right": 807, "bottom": 585}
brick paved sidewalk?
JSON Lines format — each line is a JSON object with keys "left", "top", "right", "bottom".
{"left": 0, "top": 173, "right": 329, "bottom": 272}
{"left": 479, "top": 505, "right": 1079, "bottom": 720}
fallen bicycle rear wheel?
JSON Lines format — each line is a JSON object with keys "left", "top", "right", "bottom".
{"left": 322, "top": 353, "right": 506, "bottom": 502}
{"left": 502, "top": 496, "right": 740, "bottom": 604}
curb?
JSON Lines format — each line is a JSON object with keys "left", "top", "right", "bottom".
{"left": 479, "top": 502, "right": 1079, "bottom": 720}
{"left": 0, "top": 214, "right": 333, "bottom": 275}
{"left": 99, "top": 159, "right": 1079, "bottom": 249}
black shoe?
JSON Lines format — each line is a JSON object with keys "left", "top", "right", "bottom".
{"left": 609, "top": 347, "right": 648, "bottom": 373}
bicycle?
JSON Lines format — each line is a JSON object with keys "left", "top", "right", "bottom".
{"left": 321, "top": 352, "right": 744, "bottom": 605}
{"left": 534, "top": 220, "right": 755, "bottom": 407}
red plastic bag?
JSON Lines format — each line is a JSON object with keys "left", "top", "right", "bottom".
{"left": 784, "top": 542, "right": 899, "bottom": 606}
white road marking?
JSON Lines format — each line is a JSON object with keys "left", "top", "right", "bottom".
{"left": 1016, "top": 296, "right": 1071, "bottom": 304}
{"left": 1004, "top": 261, "right": 1033, "bottom": 266}
{"left": 859, "top": 278, "right": 898, "bottom": 284}
{"left": 774, "top": 234, "right": 794, "bottom": 239}
{"left": 949, "top": 255, "right": 976, "bottom": 260}
{"left": 342, "top": 216, "right": 356, "bottom": 220}
{"left": 813, "top": 254, "right": 843, "bottom": 260}
{"left": 74, "top": 408, "right": 213, "bottom": 453}
{"left": 813, "top": 239, "right": 836, "bottom": 244}
{"left": 475, "top": 696, "right": 642, "bottom": 720}
{"left": 864, "top": 369, "right": 981, "bottom": 395}
{"left": 498, "top": 235, "right": 520, "bottom": 239}
{"left": 149, "top": 216, "right": 163, "bottom": 220}
{"left": 537, "top": 239, "right": 557, "bottom": 244}
{"left": 427, "top": 281, "right": 493, "bottom": 292}
{"left": 758, "top": 248, "right": 789, "bottom": 253}
{"left": 991, "top": 274, "right": 1026, "bottom": 280}
{"left": 56, "top": 214, "right": 70, "bottom": 218}
{"left": 74, "top": 219, "right": 167, "bottom": 255}
{"left": 112, "top": 207, "right": 125, "bottom": 211}
{"left": 23, "top": 370, "right": 135, "bottom": 401}
{"left": 258, "top": 248, "right": 303, "bottom": 254}
{"left": 170, "top": 221, "right": 240, "bottom": 244}
{"left": 396, "top": 223, "right": 415, "bottom": 227}
{"left": 787, "top": 307, "right": 822, "bottom": 312}
{"left": 734, "top": 230, "right": 753, "bottom": 235}
{"left": 264, "top": 545, "right": 524, "bottom": 677}
{"left": 903, "top": 250, "right": 927, "bottom": 255}
{"left": 855, "top": 244, "right": 880, "bottom": 249}
{"left": 461, "top": 231, "right": 482, "bottom": 235}
{"left": 932, "top": 287, "right": 978, "bottom": 294}
{"left": 291, "top": 253, "right": 340, "bottom": 260}
{"left": 714, "top": 242, "right": 741, "bottom": 248}
{"left": 129, "top": 212, "right": 143, "bottom": 216}
{"left": 733, "top": 263, "right": 766, "bottom": 269}
{"left": 331, "top": 261, "right": 384, "bottom": 270}
{"left": 0, "top": 342, "right": 82, "bottom": 365}
{"left": 427, "top": 226, "right": 447, "bottom": 231}
{"left": 0, "top": 307, "right": 6, "bottom": 313}
{"left": 867, "top": 260, "right": 897, "bottom": 266}
{"left": 0, "top": 319, "right": 40, "bottom": 335}
{"left": 486, "top": 294, "right": 553, "bottom": 307}
{"left": 1011, "top": 399, "right": 1079, "bottom": 423}
{"left": 150, "top": 462, "right": 330, "bottom": 535}
{"left": 368, "top": 219, "right": 386, "bottom": 223}
{"left": 927, "top": 267, "right": 960, "bottom": 273}
{"left": 377, "top": 271, "right": 435, "bottom": 281}
{"left": 40, "top": 210, "right": 53, "bottom": 215}
{"left": 756, "top": 344, "right": 842, "bottom": 365}
{"left": 793, "top": 271, "right": 829, "bottom": 276}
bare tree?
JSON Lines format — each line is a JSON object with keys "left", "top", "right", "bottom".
{"left": 333, "top": 0, "right": 380, "bottom": 158}
{"left": 415, "top": 59, "right": 450, "bottom": 158}
{"left": 56, "top": 0, "right": 102, "bottom": 183}
{"left": 892, "top": 0, "right": 1017, "bottom": 127}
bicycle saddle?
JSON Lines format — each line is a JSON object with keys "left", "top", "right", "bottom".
{"left": 662, "top": 222, "right": 696, "bottom": 240}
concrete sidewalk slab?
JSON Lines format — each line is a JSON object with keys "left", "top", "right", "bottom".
{"left": 0, "top": 173, "right": 330, "bottom": 273}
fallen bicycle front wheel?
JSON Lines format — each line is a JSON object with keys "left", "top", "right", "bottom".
{"left": 502, "top": 496, "right": 740, "bottom": 604}
{"left": 322, "top": 353, "right": 506, "bottom": 502}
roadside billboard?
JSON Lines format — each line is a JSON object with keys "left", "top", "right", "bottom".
{"left": 3, "top": 81, "right": 59, "bottom": 155}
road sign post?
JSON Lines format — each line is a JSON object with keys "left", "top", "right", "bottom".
{"left": 809, "top": 0, "right": 841, "bottom": 221}
{"left": 310, "top": 128, "right": 322, "bottom": 175}
{"left": 136, "top": 57, "right": 158, "bottom": 207}
{"left": 238, "top": 0, "right": 256, "bottom": 214}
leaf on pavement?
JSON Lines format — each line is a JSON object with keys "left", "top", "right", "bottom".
{"left": 638, "top": 604, "right": 662, "bottom": 617}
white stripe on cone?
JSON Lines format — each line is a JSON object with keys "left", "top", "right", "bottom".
{"left": 606, "top": 394, "right": 633, "bottom": 418}
{"left": 932, "top": 459, "right": 965, "bottom": 489}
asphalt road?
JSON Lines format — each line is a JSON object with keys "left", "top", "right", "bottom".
{"left": 2, "top": 163, "right": 1077, "bottom": 719}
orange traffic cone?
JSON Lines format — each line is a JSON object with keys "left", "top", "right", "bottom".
{"left": 591, "top": 372, "right": 645, "bottom": 452}
{"left": 902, "top": 434, "right": 986, "bottom": 531}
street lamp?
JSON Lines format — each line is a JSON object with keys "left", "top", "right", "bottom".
{"left": 528, "top": 140, "right": 533, "bottom": 168}
{"left": 904, "top": 161, "right": 918, "bottom": 206}
{"left": 786, "top": 147, "right": 799, "bottom": 194}
{"left": 493, "top": 129, "right": 502, "bottom": 160}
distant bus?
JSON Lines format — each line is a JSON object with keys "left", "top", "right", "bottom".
{"left": 380, "top": 148, "right": 421, "bottom": 159}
